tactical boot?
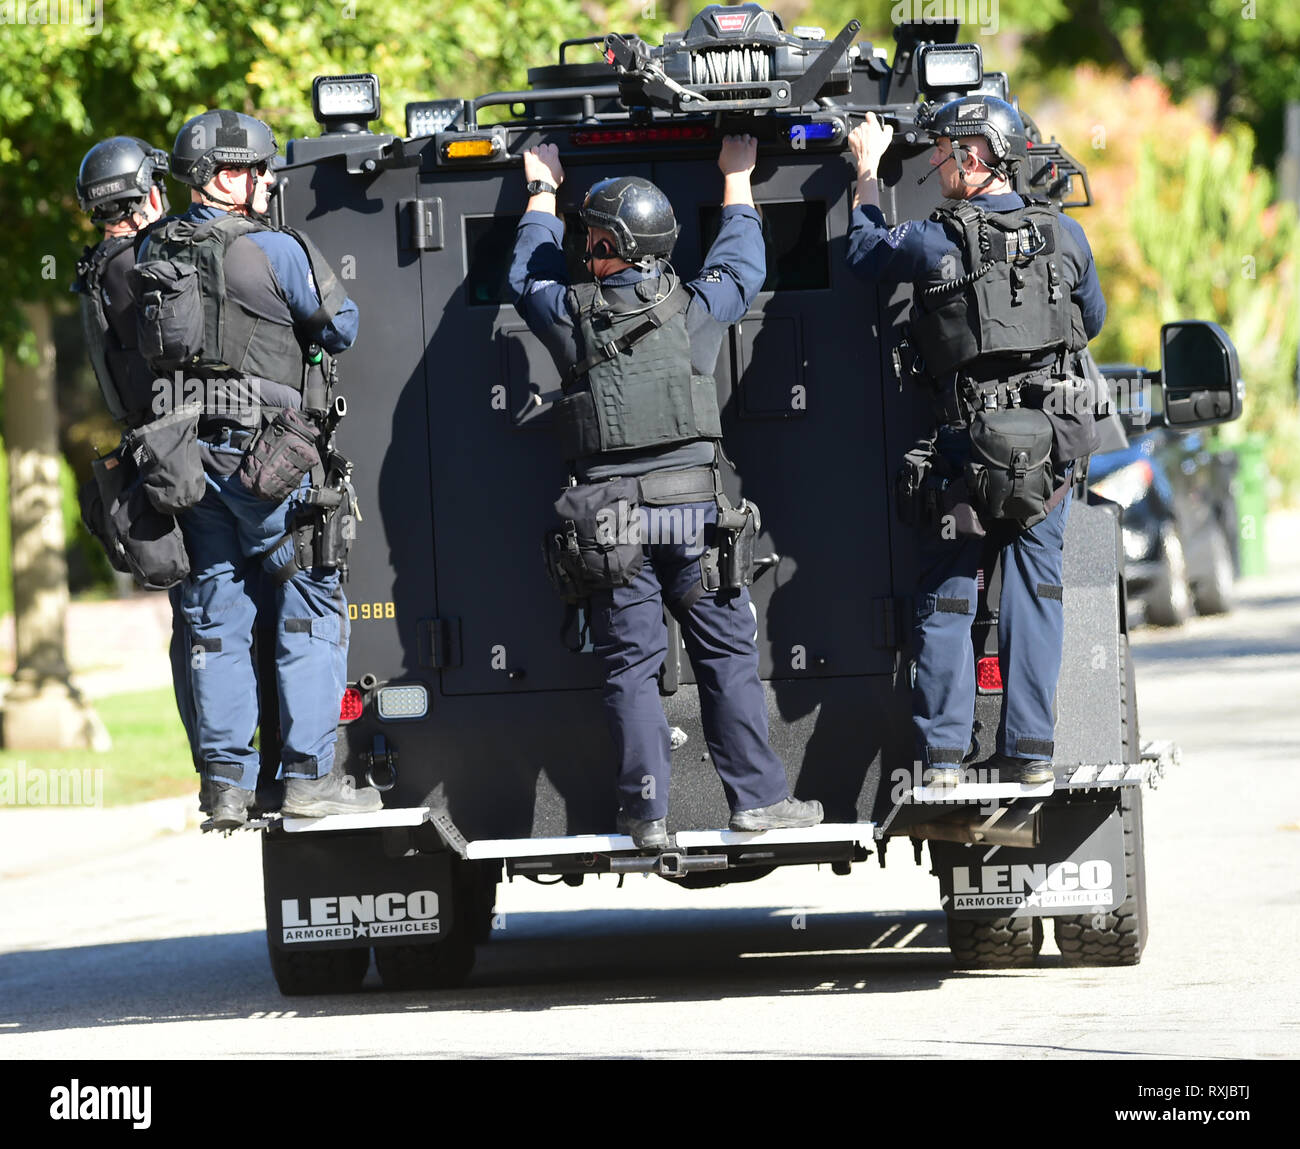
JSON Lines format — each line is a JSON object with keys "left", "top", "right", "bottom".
{"left": 281, "top": 771, "right": 383, "bottom": 818}
{"left": 616, "top": 811, "right": 669, "bottom": 851}
{"left": 729, "top": 796, "right": 824, "bottom": 832}
{"left": 990, "top": 754, "right": 1055, "bottom": 786}
{"left": 924, "top": 765, "right": 962, "bottom": 788}
{"left": 198, "top": 776, "right": 212, "bottom": 814}
{"left": 209, "top": 783, "right": 255, "bottom": 831}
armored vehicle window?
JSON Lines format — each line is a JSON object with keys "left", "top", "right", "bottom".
{"left": 699, "top": 201, "right": 829, "bottom": 293}
{"left": 464, "top": 215, "right": 590, "bottom": 306}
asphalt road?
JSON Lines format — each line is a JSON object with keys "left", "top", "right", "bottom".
{"left": 2, "top": 551, "right": 1297, "bottom": 1061}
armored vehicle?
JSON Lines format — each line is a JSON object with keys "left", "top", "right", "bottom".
{"left": 257, "top": 4, "right": 1242, "bottom": 992}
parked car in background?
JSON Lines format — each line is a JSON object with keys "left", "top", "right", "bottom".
{"left": 1091, "top": 367, "right": 1240, "bottom": 626}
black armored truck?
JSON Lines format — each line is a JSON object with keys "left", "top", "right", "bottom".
{"left": 255, "top": 3, "right": 1243, "bottom": 993}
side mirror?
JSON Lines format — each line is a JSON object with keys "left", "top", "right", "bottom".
{"left": 1160, "top": 320, "right": 1243, "bottom": 429}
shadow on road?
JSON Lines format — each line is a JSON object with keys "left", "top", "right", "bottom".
{"left": 0, "top": 906, "right": 1042, "bottom": 1034}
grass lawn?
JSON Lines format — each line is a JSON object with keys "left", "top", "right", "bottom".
{"left": 0, "top": 688, "right": 196, "bottom": 807}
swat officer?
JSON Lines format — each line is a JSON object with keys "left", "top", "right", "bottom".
{"left": 846, "top": 97, "right": 1106, "bottom": 788}
{"left": 509, "top": 137, "right": 823, "bottom": 847}
{"left": 73, "top": 136, "right": 202, "bottom": 775}
{"left": 137, "top": 110, "right": 379, "bottom": 829}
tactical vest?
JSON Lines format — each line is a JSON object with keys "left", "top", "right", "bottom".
{"left": 556, "top": 272, "right": 722, "bottom": 460}
{"left": 74, "top": 236, "right": 140, "bottom": 425}
{"left": 910, "top": 200, "right": 1080, "bottom": 381}
{"left": 131, "top": 214, "right": 347, "bottom": 391}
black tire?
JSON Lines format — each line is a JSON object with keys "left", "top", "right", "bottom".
{"left": 462, "top": 860, "right": 500, "bottom": 945}
{"left": 374, "top": 934, "right": 477, "bottom": 991}
{"left": 1144, "top": 525, "right": 1191, "bottom": 627}
{"left": 268, "top": 943, "right": 369, "bottom": 996}
{"left": 947, "top": 914, "right": 1043, "bottom": 969}
{"left": 1192, "top": 525, "right": 1235, "bottom": 616}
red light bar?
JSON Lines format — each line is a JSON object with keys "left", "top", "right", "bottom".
{"left": 976, "top": 657, "right": 1003, "bottom": 693}
{"left": 340, "top": 687, "right": 364, "bottom": 722}
{"left": 570, "top": 124, "right": 711, "bottom": 146}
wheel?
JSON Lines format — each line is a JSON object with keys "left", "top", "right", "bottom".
{"left": 1144, "top": 524, "right": 1191, "bottom": 626}
{"left": 1192, "top": 525, "right": 1235, "bottom": 616}
{"left": 374, "top": 934, "right": 477, "bottom": 990}
{"left": 462, "top": 860, "right": 500, "bottom": 944}
{"left": 946, "top": 914, "right": 1043, "bottom": 968}
{"left": 268, "top": 943, "right": 369, "bottom": 995}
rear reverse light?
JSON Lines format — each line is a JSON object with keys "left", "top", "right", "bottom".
{"left": 570, "top": 124, "right": 711, "bottom": 146}
{"left": 340, "top": 687, "right": 364, "bottom": 722}
{"left": 976, "top": 657, "right": 1003, "bottom": 693}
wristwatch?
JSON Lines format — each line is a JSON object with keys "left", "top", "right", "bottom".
{"left": 526, "top": 179, "right": 558, "bottom": 196}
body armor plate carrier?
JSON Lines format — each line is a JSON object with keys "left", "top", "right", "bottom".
{"left": 74, "top": 236, "right": 142, "bottom": 426}
{"left": 909, "top": 200, "right": 1079, "bottom": 381}
{"left": 129, "top": 215, "right": 347, "bottom": 391}
{"left": 556, "top": 271, "right": 722, "bottom": 460}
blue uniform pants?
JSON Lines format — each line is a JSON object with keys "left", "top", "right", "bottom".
{"left": 179, "top": 445, "right": 348, "bottom": 790}
{"left": 587, "top": 500, "right": 790, "bottom": 821}
{"left": 912, "top": 439, "right": 1072, "bottom": 766}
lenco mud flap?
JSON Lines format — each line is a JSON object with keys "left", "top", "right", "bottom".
{"left": 262, "top": 829, "right": 457, "bottom": 951}
{"left": 930, "top": 800, "right": 1128, "bottom": 919}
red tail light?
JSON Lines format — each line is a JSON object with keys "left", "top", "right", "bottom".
{"left": 340, "top": 687, "right": 364, "bottom": 722}
{"left": 570, "top": 125, "right": 711, "bottom": 146}
{"left": 976, "top": 657, "right": 1003, "bottom": 692}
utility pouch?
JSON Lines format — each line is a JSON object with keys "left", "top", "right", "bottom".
{"left": 544, "top": 478, "right": 644, "bottom": 603}
{"left": 714, "top": 495, "right": 761, "bottom": 590}
{"left": 965, "top": 408, "right": 1056, "bottom": 528}
{"left": 237, "top": 407, "right": 322, "bottom": 504}
{"left": 129, "top": 260, "right": 205, "bottom": 370}
{"left": 102, "top": 467, "right": 190, "bottom": 590}
{"left": 123, "top": 403, "right": 205, "bottom": 514}
{"left": 1032, "top": 373, "right": 1102, "bottom": 465}
{"left": 78, "top": 475, "right": 130, "bottom": 573}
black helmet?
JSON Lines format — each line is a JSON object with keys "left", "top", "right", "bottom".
{"left": 580, "top": 176, "right": 678, "bottom": 263}
{"left": 76, "top": 136, "right": 169, "bottom": 223}
{"left": 924, "top": 95, "right": 1029, "bottom": 172}
{"left": 170, "top": 110, "right": 278, "bottom": 189}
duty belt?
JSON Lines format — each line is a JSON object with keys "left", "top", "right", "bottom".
{"left": 937, "top": 367, "right": 1056, "bottom": 425}
{"left": 636, "top": 465, "right": 718, "bottom": 506}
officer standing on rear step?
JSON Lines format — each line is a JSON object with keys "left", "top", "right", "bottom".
{"left": 845, "top": 97, "right": 1106, "bottom": 789}
{"left": 72, "top": 137, "right": 202, "bottom": 778}
{"left": 509, "top": 136, "right": 823, "bottom": 849}
{"left": 137, "top": 110, "right": 379, "bottom": 829}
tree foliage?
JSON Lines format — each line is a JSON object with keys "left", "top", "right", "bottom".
{"left": 0, "top": 0, "right": 624, "bottom": 348}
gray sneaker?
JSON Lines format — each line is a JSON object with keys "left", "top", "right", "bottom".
{"left": 281, "top": 772, "right": 383, "bottom": 818}
{"left": 924, "top": 765, "right": 963, "bottom": 788}
{"left": 990, "top": 754, "right": 1055, "bottom": 786}
{"left": 616, "top": 812, "right": 669, "bottom": 850}
{"left": 729, "top": 796, "right": 824, "bottom": 832}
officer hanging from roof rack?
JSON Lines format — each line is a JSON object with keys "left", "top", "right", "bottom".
{"left": 509, "top": 136, "right": 823, "bottom": 849}
{"left": 845, "top": 95, "right": 1107, "bottom": 790}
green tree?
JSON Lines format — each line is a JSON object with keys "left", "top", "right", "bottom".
{"left": 0, "top": 0, "right": 613, "bottom": 346}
